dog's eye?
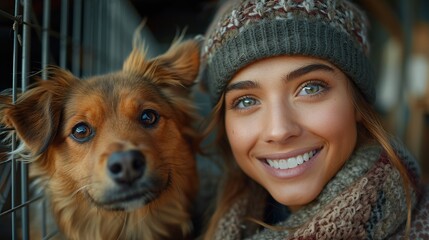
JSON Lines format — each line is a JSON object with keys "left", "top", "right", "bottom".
{"left": 70, "top": 122, "right": 94, "bottom": 142}
{"left": 140, "top": 109, "right": 159, "bottom": 128}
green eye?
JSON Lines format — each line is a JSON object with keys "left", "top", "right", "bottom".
{"left": 235, "top": 96, "right": 259, "bottom": 109}
{"left": 303, "top": 85, "right": 320, "bottom": 94}
{"left": 298, "top": 81, "right": 327, "bottom": 96}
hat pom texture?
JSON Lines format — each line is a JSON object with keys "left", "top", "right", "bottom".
{"left": 201, "top": 0, "right": 375, "bottom": 103}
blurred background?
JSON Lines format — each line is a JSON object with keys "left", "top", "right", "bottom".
{"left": 0, "top": 0, "right": 428, "bottom": 239}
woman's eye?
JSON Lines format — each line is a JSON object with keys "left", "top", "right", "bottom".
{"left": 70, "top": 122, "right": 94, "bottom": 143}
{"left": 140, "top": 109, "right": 160, "bottom": 128}
{"left": 298, "top": 81, "right": 327, "bottom": 96}
{"left": 233, "top": 96, "right": 260, "bottom": 109}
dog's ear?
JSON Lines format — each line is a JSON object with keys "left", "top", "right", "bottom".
{"left": 123, "top": 38, "right": 201, "bottom": 92}
{"left": 0, "top": 68, "right": 77, "bottom": 155}
{"left": 150, "top": 39, "right": 201, "bottom": 88}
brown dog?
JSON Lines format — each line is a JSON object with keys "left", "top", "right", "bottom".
{"left": 0, "top": 38, "right": 200, "bottom": 239}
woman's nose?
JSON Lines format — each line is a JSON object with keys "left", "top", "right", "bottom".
{"left": 262, "top": 102, "right": 302, "bottom": 143}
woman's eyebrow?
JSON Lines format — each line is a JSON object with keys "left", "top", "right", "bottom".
{"left": 225, "top": 64, "right": 333, "bottom": 94}
{"left": 225, "top": 80, "right": 260, "bottom": 94}
{"left": 286, "top": 63, "right": 335, "bottom": 81}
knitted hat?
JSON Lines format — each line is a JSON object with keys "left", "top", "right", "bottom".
{"left": 200, "top": 0, "right": 375, "bottom": 104}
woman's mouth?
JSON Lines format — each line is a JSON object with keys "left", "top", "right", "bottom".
{"left": 265, "top": 149, "right": 320, "bottom": 170}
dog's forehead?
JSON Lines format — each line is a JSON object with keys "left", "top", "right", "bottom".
{"left": 64, "top": 72, "right": 171, "bottom": 117}
{"left": 72, "top": 73, "right": 163, "bottom": 100}
{"left": 85, "top": 72, "right": 152, "bottom": 91}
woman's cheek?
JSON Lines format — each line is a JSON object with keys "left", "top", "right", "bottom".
{"left": 226, "top": 113, "right": 260, "bottom": 151}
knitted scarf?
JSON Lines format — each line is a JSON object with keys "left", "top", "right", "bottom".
{"left": 212, "top": 143, "right": 429, "bottom": 239}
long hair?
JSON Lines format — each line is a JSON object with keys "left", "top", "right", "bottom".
{"left": 201, "top": 80, "right": 416, "bottom": 239}
{"left": 201, "top": 93, "right": 258, "bottom": 239}
{"left": 350, "top": 84, "right": 415, "bottom": 238}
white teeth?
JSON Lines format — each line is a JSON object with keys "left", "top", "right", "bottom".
{"left": 288, "top": 158, "right": 297, "bottom": 168}
{"left": 279, "top": 160, "right": 287, "bottom": 169}
{"left": 274, "top": 160, "right": 279, "bottom": 168}
{"left": 303, "top": 152, "right": 309, "bottom": 161}
{"left": 266, "top": 150, "right": 317, "bottom": 170}
{"left": 297, "top": 155, "right": 304, "bottom": 165}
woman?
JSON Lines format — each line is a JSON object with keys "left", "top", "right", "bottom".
{"left": 199, "top": 0, "right": 429, "bottom": 239}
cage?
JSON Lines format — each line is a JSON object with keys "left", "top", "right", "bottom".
{"left": 0, "top": 0, "right": 162, "bottom": 238}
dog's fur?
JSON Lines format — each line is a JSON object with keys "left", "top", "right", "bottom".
{"left": 0, "top": 38, "right": 200, "bottom": 239}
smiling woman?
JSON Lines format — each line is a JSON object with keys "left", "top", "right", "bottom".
{"left": 225, "top": 56, "right": 359, "bottom": 211}
{"left": 199, "top": 0, "right": 429, "bottom": 239}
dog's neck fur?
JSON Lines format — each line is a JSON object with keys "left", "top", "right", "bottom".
{"left": 51, "top": 190, "right": 191, "bottom": 239}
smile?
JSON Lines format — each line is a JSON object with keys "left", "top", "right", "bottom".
{"left": 266, "top": 149, "right": 318, "bottom": 170}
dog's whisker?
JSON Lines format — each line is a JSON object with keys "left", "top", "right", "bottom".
{"left": 71, "top": 184, "right": 91, "bottom": 198}
{"left": 77, "top": 175, "right": 92, "bottom": 181}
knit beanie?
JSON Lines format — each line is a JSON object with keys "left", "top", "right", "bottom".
{"left": 200, "top": 0, "right": 375, "bottom": 104}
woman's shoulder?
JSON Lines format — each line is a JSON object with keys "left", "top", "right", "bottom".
{"left": 390, "top": 185, "right": 429, "bottom": 239}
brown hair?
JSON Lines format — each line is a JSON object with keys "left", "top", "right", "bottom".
{"left": 350, "top": 85, "right": 415, "bottom": 238}
{"left": 201, "top": 80, "right": 416, "bottom": 239}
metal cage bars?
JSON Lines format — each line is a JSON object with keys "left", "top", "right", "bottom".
{"left": 0, "top": 1, "right": 159, "bottom": 239}
{"left": 0, "top": 0, "right": 66, "bottom": 238}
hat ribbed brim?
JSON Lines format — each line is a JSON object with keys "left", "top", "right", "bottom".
{"left": 205, "top": 19, "right": 375, "bottom": 104}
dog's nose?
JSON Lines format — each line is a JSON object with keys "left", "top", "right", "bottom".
{"left": 107, "top": 150, "right": 145, "bottom": 185}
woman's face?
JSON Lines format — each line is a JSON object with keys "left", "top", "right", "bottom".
{"left": 224, "top": 56, "right": 360, "bottom": 211}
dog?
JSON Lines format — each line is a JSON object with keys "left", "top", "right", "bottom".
{"left": 0, "top": 36, "right": 201, "bottom": 239}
